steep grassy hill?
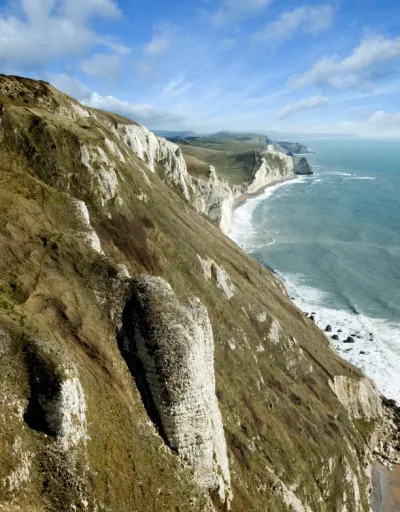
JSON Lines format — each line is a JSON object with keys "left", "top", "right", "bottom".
{"left": 0, "top": 74, "right": 382, "bottom": 512}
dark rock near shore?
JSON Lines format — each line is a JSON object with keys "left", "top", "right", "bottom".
{"left": 294, "top": 156, "right": 313, "bottom": 175}
{"left": 325, "top": 325, "right": 332, "bottom": 332}
{"left": 332, "top": 335, "right": 339, "bottom": 341}
{"left": 344, "top": 336, "right": 355, "bottom": 344}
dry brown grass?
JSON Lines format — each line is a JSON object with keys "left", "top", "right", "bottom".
{"left": 0, "top": 74, "right": 373, "bottom": 512}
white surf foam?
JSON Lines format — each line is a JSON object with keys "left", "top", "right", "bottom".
{"left": 279, "top": 272, "right": 400, "bottom": 402}
{"left": 230, "top": 171, "right": 400, "bottom": 402}
{"left": 350, "top": 176, "right": 376, "bottom": 180}
{"left": 329, "top": 172, "right": 354, "bottom": 176}
{"left": 231, "top": 177, "right": 308, "bottom": 250}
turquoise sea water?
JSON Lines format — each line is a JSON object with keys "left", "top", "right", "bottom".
{"left": 231, "top": 139, "right": 400, "bottom": 401}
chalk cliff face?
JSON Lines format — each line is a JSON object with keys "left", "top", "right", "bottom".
{"left": 0, "top": 75, "right": 390, "bottom": 512}
{"left": 191, "top": 166, "right": 240, "bottom": 234}
{"left": 246, "top": 144, "right": 295, "bottom": 195}
{"left": 330, "top": 376, "right": 382, "bottom": 420}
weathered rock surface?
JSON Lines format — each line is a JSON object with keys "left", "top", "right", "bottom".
{"left": 121, "top": 276, "right": 232, "bottom": 507}
{"left": 191, "top": 167, "right": 239, "bottom": 235}
{"left": 246, "top": 145, "right": 294, "bottom": 195}
{"left": 373, "top": 397, "right": 400, "bottom": 468}
{"left": 197, "top": 255, "right": 235, "bottom": 299}
{"left": 329, "top": 375, "right": 382, "bottom": 420}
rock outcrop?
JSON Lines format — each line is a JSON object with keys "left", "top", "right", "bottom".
{"left": 329, "top": 375, "right": 382, "bottom": 420}
{"left": 197, "top": 255, "right": 235, "bottom": 299}
{"left": 121, "top": 276, "right": 232, "bottom": 507}
{"left": 294, "top": 156, "right": 313, "bottom": 175}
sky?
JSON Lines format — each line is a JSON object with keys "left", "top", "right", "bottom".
{"left": 0, "top": 0, "right": 400, "bottom": 137}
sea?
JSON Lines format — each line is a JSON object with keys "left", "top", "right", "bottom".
{"left": 231, "top": 138, "right": 400, "bottom": 402}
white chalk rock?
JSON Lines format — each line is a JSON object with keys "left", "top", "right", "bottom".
{"left": 329, "top": 375, "right": 382, "bottom": 420}
{"left": 71, "top": 198, "right": 104, "bottom": 255}
{"left": 197, "top": 255, "right": 235, "bottom": 300}
{"left": 127, "top": 276, "right": 232, "bottom": 507}
{"left": 246, "top": 145, "right": 294, "bottom": 195}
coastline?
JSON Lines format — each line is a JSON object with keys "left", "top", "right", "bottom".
{"left": 371, "top": 463, "right": 400, "bottom": 512}
{"left": 233, "top": 175, "right": 297, "bottom": 210}
{"left": 229, "top": 170, "right": 400, "bottom": 511}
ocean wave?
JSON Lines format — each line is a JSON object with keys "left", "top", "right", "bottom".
{"left": 329, "top": 172, "right": 354, "bottom": 176}
{"left": 349, "top": 176, "right": 376, "bottom": 180}
{"left": 281, "top": 272, "right": 400, "bottom": 402}
{"left": 231, "top": 178, "right": 306, "bottom": 250}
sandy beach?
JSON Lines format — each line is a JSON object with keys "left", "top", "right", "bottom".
{"left": 233, "top": 175, "right": 297, "bottom": 210}
{"left": 371, "top": 463, "right": 400, "bottom": 511}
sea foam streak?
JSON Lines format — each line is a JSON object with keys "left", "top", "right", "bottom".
{"left": 231, "top": 178, "right": 307, "bottom": 250}
{"left": 279, "top": 272, "right": 400, "bottom": 402}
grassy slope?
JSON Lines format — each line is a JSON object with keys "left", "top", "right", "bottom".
{"left": 0, "top": 75, "right": 373, "bottom": 511}
{"left": 178, "top": 143, "right": 257, "bottom": 185}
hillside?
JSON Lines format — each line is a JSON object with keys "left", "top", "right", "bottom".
{"left": 168, "top": 132, "right": 310, "bottom": 186}
{"left": 0, "top": 74, "right": 391, "bottom": 512}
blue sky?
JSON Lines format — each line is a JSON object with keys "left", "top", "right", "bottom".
{"left": 1, "top": 0, "right": 400, "bottom": 137}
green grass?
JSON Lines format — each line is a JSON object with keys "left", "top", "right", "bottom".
{"left": 179, "top": 144, "right": 256, "bottom": 185}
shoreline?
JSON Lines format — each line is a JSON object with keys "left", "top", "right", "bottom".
{"left": 371, "top": 463, "right": 400, "bottom": 511}
{"left": 233, "top": 175, "right": 297, "bottom": 210}
{"left": 230, "top": 170, "right": 400, "bottom": 511}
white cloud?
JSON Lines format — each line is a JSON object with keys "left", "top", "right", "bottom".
{"left": 48, "top": 72, "right": 91, "bottom": 97}
{"left": 162, "top": 77, "right": 192, "bottom": 98}
{"left": 84, "top": 92, "right": 184, "bottom": 126}
{"left": 0, "top": 0, "right": 123, "bottom": 70}
{"left": 60, "top": 0, "right": 121, "bottom": 21}
{"left": 368, "top": 110, "right": 400, "bottom": 129}
{"left": 145, "top": 24, "right": 175, "bottom": 56}
{"left": 291, "top": 35, "right": 400, "bottom": 90}
{"left": 211, "top": 0, "right": 272, "bottom": 26}
{"left": 254, "top": 4, "right": 334, "bottom": 44}
{"left": 81, "top": 53, "right": 122, "bottom": 79}
{"left": 277, "top": 95, "right": 329, "bottom": 120}
{"left": 47, "top": 74, "right": 183, "bottom": 127}
{"left": 312, "top": 110, "right": 400, "bottom": 137}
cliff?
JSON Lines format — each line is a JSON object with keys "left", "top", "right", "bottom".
{"left": 274, "top": 141, "right": 310, "bottom": 155}
{"left": 0, "top": 74, "right": 389, "bottom": 512}
{"left": 246, "top": 145, "right": 295, "bottom": 194}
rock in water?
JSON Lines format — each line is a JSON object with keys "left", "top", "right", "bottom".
{"left": 293, "top": 156, "right": 313, "bottom": 175}
{"left": 123, "top": 276, "right": 232, "bottom": 507}
{"left": 325, "top": 325, "right": 332, "bottom": 332}
{"left": 344, "top": 336, "right": 355, "bottom": 344}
